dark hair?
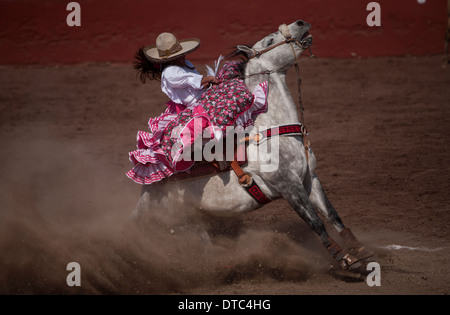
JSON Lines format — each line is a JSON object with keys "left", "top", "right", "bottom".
{"left": 134, "top": 44, "right": 253, "bottom": 83}
{"left": 225, "top": 47, "right": 250, "bottom": 62}
{"left": 133, "top": 47, "right": 163, "bottom": 83}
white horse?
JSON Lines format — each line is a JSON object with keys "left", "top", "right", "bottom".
{"left": 130, "top": 20, "right": 373, "bottom": 270}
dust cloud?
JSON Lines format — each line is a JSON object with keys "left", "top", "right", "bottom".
{"left": 0, "top": 138, "right": 317, "bottom": 294}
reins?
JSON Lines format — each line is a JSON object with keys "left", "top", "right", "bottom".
{"left": 244, "top": 30, "right": 313, "bottom": 67}
{"left": 248, "top": 37, "right": 299, "bottom": 60}
{"left": 242, "top": 45, "right": 314, "bottom": 79}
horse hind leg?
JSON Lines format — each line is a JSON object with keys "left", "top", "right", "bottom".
{"left": 308, "top": 173, "right": 374, "bottom": 261}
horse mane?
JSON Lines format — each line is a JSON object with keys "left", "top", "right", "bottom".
{"left": 225, "top": 44, "right": 252, "bottom": 78}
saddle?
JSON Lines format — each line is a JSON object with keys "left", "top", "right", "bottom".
{"left": 165, "top": 123, "right": 307, "bottom": 205}
{"left": 165, "top": 143, "right": 247, "bottom": 182}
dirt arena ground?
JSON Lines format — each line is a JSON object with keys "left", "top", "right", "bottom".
{"left": 0, "top": 55, "right": 449, "bottom": 295}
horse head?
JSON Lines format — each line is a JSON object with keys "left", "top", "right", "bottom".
{"left": 237, "top": 19, "right": 313, "bottom": 75}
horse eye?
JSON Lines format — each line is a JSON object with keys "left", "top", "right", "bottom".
{"left": 266, "top": 38, "right": 274, "bottom": 47}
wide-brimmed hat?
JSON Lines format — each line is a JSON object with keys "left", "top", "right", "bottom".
{"left": 144, "top": 32, "right": 200, "bottom": 63}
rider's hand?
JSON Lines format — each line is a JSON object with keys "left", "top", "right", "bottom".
{"left": 201, "top": 76, "right": 218, "bottom": 87}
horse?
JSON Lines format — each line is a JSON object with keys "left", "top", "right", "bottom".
{"left": 130, "top": 19, "right": 373, "bottom": 270}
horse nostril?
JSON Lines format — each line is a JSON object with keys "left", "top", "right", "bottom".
{"left": 296, "top": 20, "right": 305, "bottom": 27}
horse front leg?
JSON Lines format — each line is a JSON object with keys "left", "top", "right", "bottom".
{"left": 307, "top": 172, "right": 374, "bottom": 261}
{"left": 280, "top": 179, "right": 360, "bottom": 270}
{"left": 303, "top": 148, "right": 374, "bottom": 262}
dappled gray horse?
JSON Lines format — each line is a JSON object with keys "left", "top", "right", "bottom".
{"left": 131, "top": 20, "right": 373, "bottom": 270}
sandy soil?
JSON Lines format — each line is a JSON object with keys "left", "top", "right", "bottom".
{"left": 0, "top": 55, "right": 449, "bottom": 295}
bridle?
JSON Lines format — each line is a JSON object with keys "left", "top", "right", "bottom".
{"left": 243, "top": 36, "right": 313, "bottom": 77}
{"left": 243, "top": 27, "right": 314, "bottom": 126}
{"left": 247, "top": 34, "right": 312, "bottom": 62}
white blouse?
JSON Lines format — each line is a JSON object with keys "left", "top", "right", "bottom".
{"left": 161, "top": 60, "right": 204, "bottom": 106}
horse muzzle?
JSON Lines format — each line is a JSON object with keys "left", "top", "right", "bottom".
{"left": 300, "top": 33, "right": 313, "bottom": 48}
{"left": 290, "top": 20, "right": 313, "bottom": 49}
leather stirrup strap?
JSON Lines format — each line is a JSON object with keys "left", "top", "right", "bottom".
{"left": 229, "top": 159, "right": 272, "bottom": 205}
{"left": 230, "top": 160, "right": 252, "bottom": 186}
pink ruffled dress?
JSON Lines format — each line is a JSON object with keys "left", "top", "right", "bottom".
{"left": 126, "top": 60, "right": 268, "bottom": 185}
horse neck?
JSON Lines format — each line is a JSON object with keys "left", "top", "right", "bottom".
{"left": 245, "top": 70, "right": 301, "bottom": 127}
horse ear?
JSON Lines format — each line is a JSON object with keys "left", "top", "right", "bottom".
{"left": 236, "top": 45, "right": 254, "bottom": 58}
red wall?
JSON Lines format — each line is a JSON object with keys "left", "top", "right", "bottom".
{"left": 0, "top": 0, "right": 447, "bottom": 64}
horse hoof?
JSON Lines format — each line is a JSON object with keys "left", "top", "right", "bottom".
{"left": 339, "top": 253, "right": 360, "bottom": 270}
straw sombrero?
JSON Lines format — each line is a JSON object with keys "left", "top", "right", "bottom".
{"left": 144, "top": 32, "right": 200, "bottom": 63}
